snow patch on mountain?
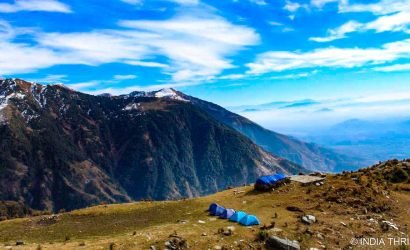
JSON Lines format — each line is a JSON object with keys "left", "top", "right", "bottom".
{"left": 153, "top": 88, "right": 189, "bottom": 102}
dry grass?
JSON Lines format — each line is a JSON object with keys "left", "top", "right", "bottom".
{"left": 1, "top": 173, "right": 409, "bottom": 249}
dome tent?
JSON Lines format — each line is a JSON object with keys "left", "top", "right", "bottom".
{"left": 215, "top": 206, "right": 226, "bottom": 216}
{"left": 209, "top": 203, "right": 225, "bottom": 216}
{"left": 229, "top": 211, "right": 247, "bottom": 222}
{"left": 239, "top": 214, "right": 260, "bottom": 226}
{"left": 219, "top": 208, "right": 235, "bottom": 219}
{"left": 208, "top": 203, "right": 219, "bottom": 213}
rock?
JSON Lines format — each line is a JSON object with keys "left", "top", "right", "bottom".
{"left": 286, "top": 206, "right": 303, "bottom": 212}
{"left": 149, "top": 246, "right": 157, "bottom": 250}
{"left": 269, "top": 228, "right": 283, "bottom": 233}
{"left": 340, "top": 222, "right": 347, "bottom": 227}
{"left": 226, "top": 226, "right": 235, "bottom": 232}
{"left": 302, "top": 215, "right": 316, "bottom": 225}
{"left": 266, "top": 236, "right": 300, "bottom": 250}
{"left": 201, "top": 233, "right": 207, "bottom": 236}
{"left": 316, "top": 233, "right": 324, "bottom": 240}
{"left": 381, "top": 221, "right": 399, "bottom": 231}
{"left": 198, "top": 220, "right": 205, "bottom": 224}
{"left": 214, "top": 246, "right": 222, "bottom": 250}
{"left": 15, "top": 240, "right": 24, "bottom": 246}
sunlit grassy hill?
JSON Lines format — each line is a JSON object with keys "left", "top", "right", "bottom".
{"left": 1, "top": 159, "right": 410, "bottom": 249}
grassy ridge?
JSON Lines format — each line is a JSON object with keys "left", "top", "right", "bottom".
{"left": 1, "top": 167, "right": 410, "bottom": 249}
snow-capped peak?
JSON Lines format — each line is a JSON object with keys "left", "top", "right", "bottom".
{"left": 153, "top": 88, "right": 189, "bottom": 102}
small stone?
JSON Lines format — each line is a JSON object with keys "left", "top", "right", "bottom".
{"left": 214, "top": 246, "right": 222, "bottom": 250}
{"left": 16, "top": 240, "right": 24, "bottom": 246}
{"left": 150, "top": 246, "right": 157, "bottom": 250}
{"left": 201, "top": 233, "right": 208, "bottom": 236}
{"left": 302, "top": 215, "right": 316, "bottom": 225}
{"left": 316, "top": 233, "right": 324, "bottom": 240}
{"left": 340, "top": 222, "right": 347, "bottom": 227}
{"left": 198, "top": 220, "right": 206, "bottom": 224}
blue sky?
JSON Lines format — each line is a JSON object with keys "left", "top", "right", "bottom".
{"left": 1, "top": 0, "right": 410, "bottom": 131}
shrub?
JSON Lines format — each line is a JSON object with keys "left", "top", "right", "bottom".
{"left": 390, "top": 166, "right": 409, "bottom": 183}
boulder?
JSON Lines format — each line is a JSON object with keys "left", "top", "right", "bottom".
{"left": 266, "top": 236, "right": 300, "bottom": 250}
{"left": 302, "top": 215, "right": 316, "bottom": 225}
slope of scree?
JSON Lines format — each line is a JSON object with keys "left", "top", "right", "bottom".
{"left": 0, "top": 79, "right": 304, "bottom": 212}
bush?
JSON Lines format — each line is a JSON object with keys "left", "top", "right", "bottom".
{"left": 390, "top": 167, "right": 409, "bottom": 183}
{"left": 256, "top": 230, "right": 269, "bottom": 241}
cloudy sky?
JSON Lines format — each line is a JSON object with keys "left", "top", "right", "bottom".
{"left": 1, "top": 0, "right": 410, "bottom": 131}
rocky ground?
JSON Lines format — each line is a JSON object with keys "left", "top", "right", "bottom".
{"left": 0, "top": 159, "right": 409, "bottom": 249}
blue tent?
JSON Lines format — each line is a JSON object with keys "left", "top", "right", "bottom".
{"left": 239, "top": 215, "right": 260, "bottom": 226}
{"left": 209, "top": 204, "right": 225, "bottom": 216}
{"left": 215, "top": 206, "right": 225, "bottom": 216}
{"left": 219, "top": 208, "right": 235, "bottom": 219}
{"left": 256, "top": 176, "right": 272, "bottom": 185}
{"left": 256, "top": 173, "right": 287, "bottom": 186}
{"left": 229, "top": 211, "right": 247, "bottom": 222}
{"left": 208, "top": 203, "right": 219, "bottom": 213}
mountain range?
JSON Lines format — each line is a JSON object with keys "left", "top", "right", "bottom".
{"left": 0, "top": 79, "right": 304, "bottom": 212}
{"left": 180, "top": 93, "right": 361, "bottom": 172}
{"left": 0, "top": 78, "right": 358, "bottom": 212}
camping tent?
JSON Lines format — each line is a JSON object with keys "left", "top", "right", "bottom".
{"left": 209, "top": 203, "right": 219, "bottom": 213}
{"left": 239, "top": 214, "right": 260, "bottom": 226}
{"left": 229, "top": 211, "right": 247, "bottom": 222}
{"left": 255, "top": 173, "right": 287, "bottom": 191}
{"left": 209, "top": 204, "right": 225, "bottom": 216}
{"left": 219, "top": 208, "right": 235, "bottom": 219}
{"left": 215, "top": 206, "right": 225, "bottom": 216}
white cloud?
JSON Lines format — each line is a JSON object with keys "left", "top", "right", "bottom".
{"left": 312, "top": 11, "right": 410, "bottom": 42}
{"left": 311, "top": 0, "right": 410, "bottom": 42}
{"left": 284, "top": 1, "right": 308, "bottom": 12}
{"left": 0, "top": 13, "right": 259, "bottom": 84}
{"left": 66, "top": 81, "right": 100, "bottom": 89}
{"left": 250, "top": 0, "right": 267, "bottom": 5}
{"left": 339, "top": 0, "right": 410, "bottom": 15}
{"left": 120, "top": 0, "right": 142, "bottom": 4}
{"left": 365, "top": 11, "right": 410, "bottom": 33}
{"left": 373, "top": 63, "right": 410, "bottom": 72}
{"left": 311, "top": 0, "right": 339, "bottom": 8}
{"left": 121, "top": 0, "right": 199, "bottom": 5}
{"left": 247, "top": 39, "right": 410, "bottom": 74}
{"left": 124, "top": 60, "right": 169, "bottom": 68}
{"left": 29, "top": 74, "right": 68, "bottom": 83}
{"left": 0, "top": 0, "right": 71, "bottom": 13}
{"left": 113, "top": 74, "right": 138, "bottom": 80}
{"left": 309, "top": 20, "right": 362, "bottom": 42}
{"left": 270, "top": 70, "right": 318, "bottom": 79}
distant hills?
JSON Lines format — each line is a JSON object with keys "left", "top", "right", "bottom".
{"left": 303, "top": 118, "right": 410, "bottom": 165}
{"left": 0, "top": 79, "right": 303, "bottom": 212}
{"left": 180, "top": 93, "right": 361, "bottom": 172}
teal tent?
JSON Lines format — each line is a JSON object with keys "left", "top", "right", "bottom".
{"left": 239, "top": 215, "right": 260, "bottom": 226}
{"left": 229, "top": 211, "right": 247, "bottom": 222}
